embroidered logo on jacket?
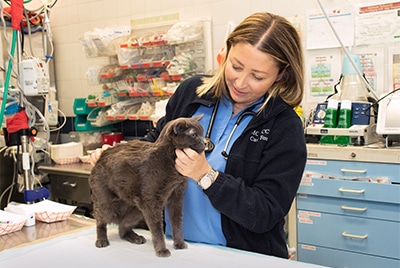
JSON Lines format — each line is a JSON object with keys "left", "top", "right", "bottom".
{"left": 250, "top": 128, "right": 270, "bottom": 142}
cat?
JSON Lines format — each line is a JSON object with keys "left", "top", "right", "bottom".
{"left": 88, "top": 116, "right": 206, "bottom": 257}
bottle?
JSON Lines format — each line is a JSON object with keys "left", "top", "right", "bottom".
{"left": 338, "top": 53, "right": 369, "bottom": 102}
{"left": 334, "top": 100, "right": 352, "bottom": 145}
{"left": 320, "top": 99, "right": 338, "bottom": 144}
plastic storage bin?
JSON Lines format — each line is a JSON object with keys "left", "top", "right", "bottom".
{"left": 73, "top": 98, "right": 94, "bottom": 115}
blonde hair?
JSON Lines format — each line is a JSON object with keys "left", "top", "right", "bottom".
{"left": 197, "top": 12, "right": 304, "bottom": 108}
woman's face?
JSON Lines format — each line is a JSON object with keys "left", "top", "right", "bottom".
{"left": 225, "top": 42, "right": 280, "bottom": 110}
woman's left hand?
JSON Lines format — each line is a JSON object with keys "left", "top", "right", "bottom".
{"left": 175, "top": 148, "right": 211, "bottom": 182}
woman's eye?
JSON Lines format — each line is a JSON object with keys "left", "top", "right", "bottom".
{"left": 232, "top": 65, "right": 241, "bottom": 71}
{"left": 253, "top": 75, "right": 263, "bottom": 81}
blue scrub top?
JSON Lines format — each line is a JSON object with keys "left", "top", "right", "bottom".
{"left": 165, "top": 97, "right": 262, "bottom": 245}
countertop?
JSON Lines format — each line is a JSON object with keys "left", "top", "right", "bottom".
{"left": 0, "top": 218, "right": 325, "bottom": 268}
{"left": 38, "top": 162, "right": 92, "bottom": 177}
{"left": 0, "top": 214, "right": 95, "bottom": 251}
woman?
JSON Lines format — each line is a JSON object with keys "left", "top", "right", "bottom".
{"left": 92, "top": 12, "right": 306, "bottom": 258}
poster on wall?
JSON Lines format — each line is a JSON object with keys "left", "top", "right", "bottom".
{"left": 305, "top": 49, "right": 342, "bottom": 103}
{"left": 388, "top": 46, "right": 400, "bottom": 91}
{"left": 355, "top": 1, "right": 400, "bottom": 46}
{"left": 352, "top": 47, "right": 385, "bottom": 97}
{"left": 306, "top": 5, "right": 355, "bottom": 50}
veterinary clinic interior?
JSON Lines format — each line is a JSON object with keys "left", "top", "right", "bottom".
{"left": 0, "top": 0, "right": 399, "bottom": 267}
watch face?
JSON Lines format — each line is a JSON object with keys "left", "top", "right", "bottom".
{"left": 200, "top": 176, "right": 212, "bottom": 189}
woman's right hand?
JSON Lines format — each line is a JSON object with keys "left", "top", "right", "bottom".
{"left": 89, "top": 144, "right": 112, "bottom": 166}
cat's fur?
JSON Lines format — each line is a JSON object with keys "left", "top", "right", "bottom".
{"left": 88, "top": 116, "right": 205, "bottom": 257}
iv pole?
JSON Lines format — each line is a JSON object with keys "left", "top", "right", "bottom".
{"left": 5, "top": 0, "right": 49, "bottom": 203}
{"left": 14, "top": 4, "right": 33, "bottom": 203}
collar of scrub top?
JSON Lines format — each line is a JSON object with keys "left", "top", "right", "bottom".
{"left": 204, "top": 97, "right": 263, "bottom": 159}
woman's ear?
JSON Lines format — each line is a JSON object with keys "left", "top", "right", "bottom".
{"left": 276, "top": 64, "right": 289, "bottom": 82}
{"left": 276, "top": 72, "right": 284, "bottom": 82}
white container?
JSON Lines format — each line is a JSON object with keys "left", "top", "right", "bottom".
{"left": 0, "top": 210, "right": 27, "bottom": 235}
{"left": 4, "top": 202, "right": 35, "bottom": 227}
{"left": 50, "top": 142, "right": 83, "bottom": 164}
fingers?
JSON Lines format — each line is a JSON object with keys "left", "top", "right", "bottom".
{"left": 102, "top": 144, "right": 112, "bottom": 150}
{"left": 89, "top": 148, "right": 102, "bottom": 166}
{"left": 175, "top": 148, "right": 210, "bottom": 180}
{"left": 174, "top": 149, "right": 188, "bottom": 174}
{"left": 89, "top": 145, "right": 112, "bottom": 166}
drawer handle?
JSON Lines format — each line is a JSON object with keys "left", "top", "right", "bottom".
{"left": 338, "top": 187, "right": 365, "bottom": 194}
{"left": 342, "top": 232, "right": 368, "bottom": 239}
{"left": 340, "top": 168, "right": 367, "bottom": 174}
{"left": 341, "top": 205, "right": 367, "bottom": 212}
{"left": 62, "top": 181, "right": 77, "bottom": 188}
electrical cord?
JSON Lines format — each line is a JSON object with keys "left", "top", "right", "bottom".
{"left": 0, "top": 145, "right": 19, "bottom": 206}
{"left": 363, "top": 87, "right": 400, "bottom": 119}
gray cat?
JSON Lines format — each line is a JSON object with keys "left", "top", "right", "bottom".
{"left": 88, "top": 116, "right": 205, "bottom": 257}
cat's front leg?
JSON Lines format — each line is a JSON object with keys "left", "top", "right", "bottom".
{"left": 166, "top": 183, "right": 188, "bottom": 250}
{"left": 142, "top": 206, "right": 170, "bottom": 257}
{"left": 95, "top": 222, "right": 110, "bottom": 247}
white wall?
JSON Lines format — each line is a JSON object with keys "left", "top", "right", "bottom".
{"left": 16, "top": 0, "right": 383, "bottom": 116}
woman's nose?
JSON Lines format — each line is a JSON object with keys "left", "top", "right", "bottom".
{"left": 235, "top": 73, "right": 248, "bottom": 88}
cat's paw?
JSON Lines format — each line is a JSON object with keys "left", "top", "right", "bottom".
{"left": 124, "top": 233, "right": 146, "bottom": 244}
{"left": 156, "top": 248, "right": 171, "bottom": 257}
{"left": 173, "top": 241, "right": 188, "bottom": 250}
{"left": 95, "top": 239, "right": 110, "bottom": 248}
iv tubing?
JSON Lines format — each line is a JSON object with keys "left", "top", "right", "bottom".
{"left": 0, "top": 30, "right": 17, "bottom": 128}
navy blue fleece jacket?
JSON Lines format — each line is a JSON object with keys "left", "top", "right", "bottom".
{"left": 144, "top": 75, "right": 307, "bottom": 258}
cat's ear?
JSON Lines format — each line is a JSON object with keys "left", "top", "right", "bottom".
{"left": 173, "top": 122, "right": 185, "bottom": 135}
{"left": 192, "top": 114, "right": 203, "bottom": 121}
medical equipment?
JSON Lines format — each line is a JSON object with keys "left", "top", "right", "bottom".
{"left": 204, "top": 103, "right": 218, "bottom": 153}
{"left": 44, "top": 87, "right": 58, "bottom": 126}
{"left": 204, "top": 101, "right": 256, "bottom": 159}
{"left": 19, "top": 58, "right": 50, "bottom": 96}
{"left": 306, "top": 1, "right": 380, "bottom": 146}
{"left": 221, "top": 110, "right": 256, "bottom": 159}
{"left": 305, "top": 53, "right": 378, "bottom": 145}
{"left": 0, "top": 0, "right": 56, "bottom": 207}
{"left": 376, "top": 91, "right": 400, "bottom": 147}
{"left": 305, "top": 100, "right": 378, "bottom": 145}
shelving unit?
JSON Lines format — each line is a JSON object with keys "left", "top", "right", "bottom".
{"left": 78, "top": 18, "right": 212, "bottom": 129}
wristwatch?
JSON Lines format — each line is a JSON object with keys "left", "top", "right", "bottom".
{"left": 198, "top": 168, "right": 218, "bottom": 190}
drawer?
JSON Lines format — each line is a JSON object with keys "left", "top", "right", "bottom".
{"left": 305, "top": 159, "right": 400, "bottom": 183}
{"left": 298, "top": 177, "right": 400, "bottom": 204}
{"left": 50, "top": 175, "right": 91, "bottom": 204}
{"left": 298, "top": 244, "right": 400, "bottom": 268}
{"left": 297, "top": 194, "right": 400, "bottom": 222}
{"left": 297, "top": 211, "right": 400, "bottom": 259}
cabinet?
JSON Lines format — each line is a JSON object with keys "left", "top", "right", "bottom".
{"left": 38, "top": 163, "right": 93, "bottom": 217}
{"left": 297, "top": 144, "right": 400, "bottom": 268}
